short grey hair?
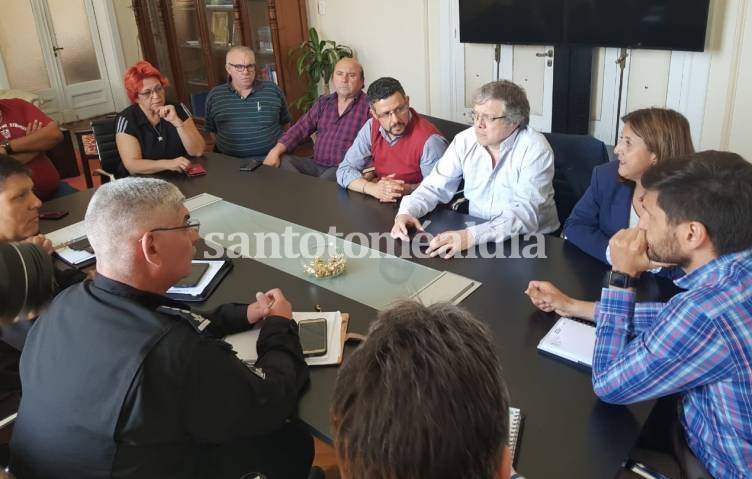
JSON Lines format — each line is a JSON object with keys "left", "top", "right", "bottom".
{"left": 226, "top": 45, "right": 255, "bottom": 63}
{"left": 85, "top": 178, "right": 185, "bottom": 262}
{"left": 472, "top": 80, "right": 530, "bottom": 128}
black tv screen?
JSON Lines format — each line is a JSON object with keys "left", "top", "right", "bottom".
{"left": 459, "top": 0, "right": 710, "bottom": 52}
{"left": 567, "top": 1, "right": 710, "bottom": 51}
{"left": 459, "top": 0, "right": 565, "bottom": 45}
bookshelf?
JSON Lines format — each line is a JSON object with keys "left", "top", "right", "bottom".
{"left": 133, "top": 0, "right": 309, "bottom": 119}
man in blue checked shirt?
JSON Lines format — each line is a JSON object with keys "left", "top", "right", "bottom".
{"left": 595, "top": 151, "right": 752, "bottom": 479}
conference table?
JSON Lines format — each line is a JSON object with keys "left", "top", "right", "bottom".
{"left": 41, "top": 152, "right": 680, "bottom": 479}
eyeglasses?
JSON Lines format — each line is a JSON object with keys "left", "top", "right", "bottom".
{"left": 149, "top": 220, "right": 200, "bottom": 234}
{"left": 138, "top": 85, "right": 165, "bottom": 98}
{"left": 374, "top": 104, "right": 409, "bottom": 120}
{"left": 227, "top": 63, "right": 256, "bottom": 73}
{"left": 470, "top": 111, "right": 506, "bottom": 125}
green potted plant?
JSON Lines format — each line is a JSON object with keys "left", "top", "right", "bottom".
{"left": 289, "top": 27, "right": 354, "bottom": 112}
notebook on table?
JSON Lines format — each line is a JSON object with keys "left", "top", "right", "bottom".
{"left": 509, "top": 406, "right": 524, "bottom": 468}
{"left": 537, "top": 317, "right": 596, "bottom": 370}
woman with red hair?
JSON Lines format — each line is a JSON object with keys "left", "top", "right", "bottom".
{"left": 115, "top": 61, "right": 205, "bottom": 175}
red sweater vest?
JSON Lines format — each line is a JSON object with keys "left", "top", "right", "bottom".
{"left": 370, "top": 109, "right": 441, "bottom": 184}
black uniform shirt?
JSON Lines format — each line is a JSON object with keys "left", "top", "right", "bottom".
{"left": 116, "top": 102, "right": 192, "bottom": 161}
{"left": 11, "top": 274, "right": 308, "bottom": 479}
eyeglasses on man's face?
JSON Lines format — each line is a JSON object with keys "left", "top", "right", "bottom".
{"left": 374, "top": 103, "right": 409, "bottom": 120}
{"left": 227, "top": 63, "right": 256, "bottom": 73}
{"left": 138, "top": 85, "right": 165, "bottom": 98}
{"left": 470, "top": 111, "right": 507, "bottom": 125}
{"left": 149, "top": 220, "right": 201, "bottom": 234}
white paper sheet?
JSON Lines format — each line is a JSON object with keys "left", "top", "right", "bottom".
{"left": 184, "top": 193, "right": 222, "bottom": 212}
{"left": 224, "top": 311, "right": 342, "bottom": 366}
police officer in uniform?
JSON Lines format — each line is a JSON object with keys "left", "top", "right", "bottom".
{"left": 11, "top": 178, "right": 313, "bottom": 479}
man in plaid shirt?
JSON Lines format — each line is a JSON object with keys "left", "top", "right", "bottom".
{"left": 595, "top": 151, "right": 752, "bottom": 478}
{"left": 263, "top": 58, "right": 369, "bottom": 181}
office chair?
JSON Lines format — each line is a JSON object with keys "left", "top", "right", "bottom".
{"left": 543, "top": 132, "right": 609, "bottom": 233}
{"left": 422, "top": 115, "right": 470, "bottom": 210}
{"left": 90, "top": 116, "right": 128, "bottom": 183}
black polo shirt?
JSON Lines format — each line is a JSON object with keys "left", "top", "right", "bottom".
{"left": 115, "top": 103, "right": 192, "bottom": 160}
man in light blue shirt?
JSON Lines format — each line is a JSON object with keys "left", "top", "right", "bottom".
{"left": 391, "top": 80, "right": 559, "bottom": 258}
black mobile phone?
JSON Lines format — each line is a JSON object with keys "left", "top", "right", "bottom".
{"left": 239, "top": 161, "right": 262, "bottom": 172}
{"left": 174, "top": 262, "right": 210, "bottom": 288}
{"left": 39, "top": 210, "right": 69, "bottom": 220}
{"left": 298, "top": 317, "right": 328, "bottom": 357}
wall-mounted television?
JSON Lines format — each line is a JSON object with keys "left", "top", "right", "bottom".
{"left": 459, "top": 0, "right": 710, "bottom": 52}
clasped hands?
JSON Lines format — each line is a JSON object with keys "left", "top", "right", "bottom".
{"left": 370, "top": 174, "right": 406, "bottom": 203}
{"left": 245, "top": 288, "right": 293, "bottom": 325}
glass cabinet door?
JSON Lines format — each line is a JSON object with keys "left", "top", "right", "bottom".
{"left": 170, "top": 0, "right": 209, "bottom": 107}
{"left": 203, "top": 0, "right": 239, "bottom": 89}
{"left": 241, "top": 0, "right": 277, "bottom": 84}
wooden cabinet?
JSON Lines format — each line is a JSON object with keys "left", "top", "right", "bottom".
{"left": 132, "top": 0, "right": 308, "bottom": 119}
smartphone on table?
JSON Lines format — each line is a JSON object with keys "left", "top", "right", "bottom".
{"left": 297, "top": 317, "right": 328, "bottom": 357}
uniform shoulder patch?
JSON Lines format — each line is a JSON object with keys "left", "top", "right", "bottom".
{"left": 241, "top": 359, "right": 266, "bottom": 380}
{"left": 157, "top": 305, "right": 212, "bottom": 333}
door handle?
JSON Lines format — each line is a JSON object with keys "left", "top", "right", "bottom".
{"left": 535, "top": 49, "right": 554, "bottom": 58}
{"left": 52, "top": 45, "right": 64, "bottom": 56}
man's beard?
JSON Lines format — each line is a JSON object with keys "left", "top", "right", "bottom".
{"left": 646, "top": 231, "right": 690, "bottom": 269}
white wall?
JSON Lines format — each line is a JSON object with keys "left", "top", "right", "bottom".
{"left": 305, "top": 0, "right": 431, "bottom": 112}
{"left": 701, "top": 0, "right": 752, "bottom": 158}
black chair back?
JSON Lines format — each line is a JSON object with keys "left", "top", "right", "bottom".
{"left": 91, "top": 116, "right": 127, "bottom": 182}
{"left": 422, "top": 114, "right": 469, "bottom": 144}
{"left": 543, "top": 132, "right": 609, "bottom": 229}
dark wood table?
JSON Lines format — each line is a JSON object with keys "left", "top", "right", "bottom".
{"left": 41, "top": 153, "right": 680, "bottom": 479}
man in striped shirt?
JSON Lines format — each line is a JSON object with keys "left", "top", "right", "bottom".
{"left": 205, "top": 46, "right": 290, "bottom": 159}
{"left": 595, "top": 151, "right": 752, "bottom": 478}
{"left": 264, "top": 58, "right": 369, "bottom": 181}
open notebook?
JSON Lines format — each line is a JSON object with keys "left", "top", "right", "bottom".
{"left": 509, "top": 407, "right": 524, "bottom": 468}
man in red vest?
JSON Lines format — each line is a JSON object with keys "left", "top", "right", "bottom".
{"left": 336, "top": 77, "right": 447, "bottom": 202}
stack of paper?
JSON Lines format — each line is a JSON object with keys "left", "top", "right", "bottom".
{"left": 224, "top": 311, "right": 344, "bottom": 366}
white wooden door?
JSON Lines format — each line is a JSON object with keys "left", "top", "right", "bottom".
{"left": 499, "top": 45, "right": 554, "bottom": 132}
{"left": 444, "top": 0, "right": 555, "bottom": 133}
{"left": 0, "top": 0, "right": 115, "bottom": 123}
